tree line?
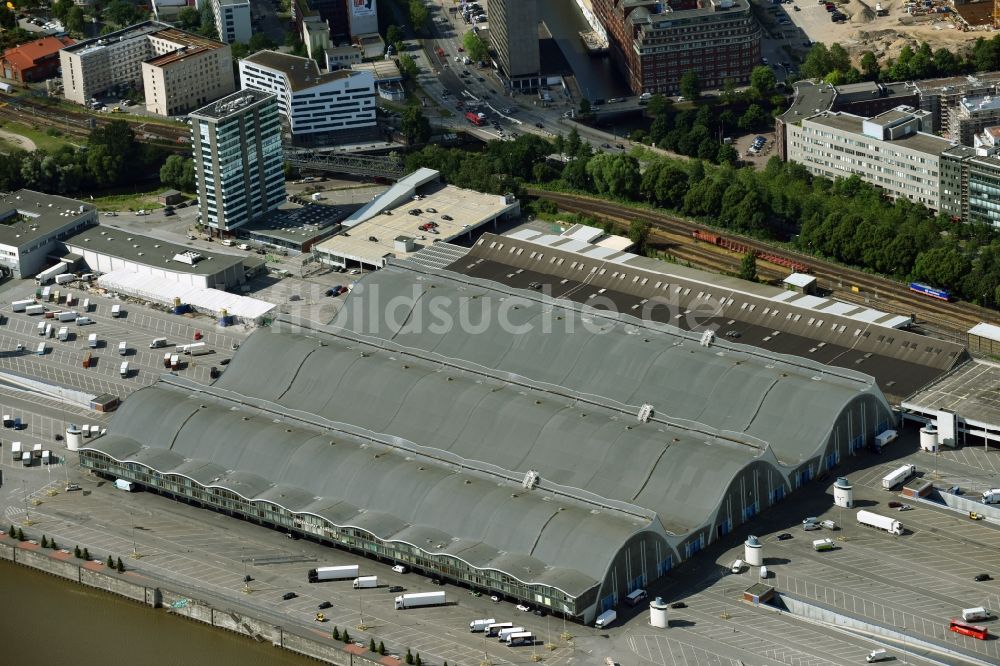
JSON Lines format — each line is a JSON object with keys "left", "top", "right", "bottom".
{"left": 407, "top": 132, "right": 1000, "bottom": 308}
{"left": 0, "top": 121, "right": 169, "bottom": 195}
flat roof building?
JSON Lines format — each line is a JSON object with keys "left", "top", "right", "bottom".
{"left": 190, "top": 89, "right": 286, "bottom": 234}
{"left": 61, "top": 225, "right": 251, "bottom": 290}
{"left": 314, "top": 168, "right": 520, "bottom": 269}
{"left": 60, "top": 21, "right": 235, "bottom": 117}
{"left": 0, "top": 190, "right": 97, "bottom": 279}
{"left": 239, "top": 50, "right": 376, "bottom": 144}
{"left": 949, "top": 95, "right": 1000, "bottom": 147}
{"left": 593, "top": 0, "right": 761, "bottom": 96}
{"left": 785, "top": 106, "right": 960, "bottom": 215}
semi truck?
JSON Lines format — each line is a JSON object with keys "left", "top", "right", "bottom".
{"left": 874, "top": 429, "right": 897, "bottom": 450}
{"left": 308, "top": 565, "right": 359, "bottom": 582}
{"left": 352, "top": 575, "right": 378, "bottom": 589}
{"left": 881, "top": 464, "right": 915, "bottom": 490}
{"left": 54, "top": 273, "right": 75, "bottom": 285}
{"left": 12, "top": 299, "right": 34, "bottom": 312}
{"left": 982, "top": 488, "right": 1000, "bottom": 504}
{"left": 857, "top": 510, "right": 902, "bottom": 535}
{"left": 25, "top": 304, "right": 45, "bottom": 315}
{"left": 394, "top": 591, "right": 447, "bottom": 609}
{"left": 465, "top": 111, "right": 485, "bottom": 126}
{"left": 506, "top": 631, "right": 534, "bottom": 647}
{"left": 56, "top": 310, "right": 79, "bottom": 322}
{"left": 497, "top": 626, "right": 525, "bottom": 642}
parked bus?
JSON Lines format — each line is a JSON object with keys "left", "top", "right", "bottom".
{"left": 949, "top": 619, "right": 988, "bottom": 640}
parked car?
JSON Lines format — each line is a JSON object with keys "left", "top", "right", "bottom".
{"left": 888, "top": 501, "right": 902, "bottom": 508}
{"left": 777, "top": 532, "right": 792, "bottom": 541}
{"left": 318, "top": 601, "right": 332, "bottom": 609}
{"left": 670, "top": 601, "right": 687, "bottom": 609}
{"left": 516, "top": 604, "right": 531, "bottom": 612}
{"left": 975, "top": 573, "right": 992, "bottom": 582}
{"left": 282, "top": 592, "right": 297, "bottom": 600}
{"left": 388, "top": 585, "right": 405, "bottom": 593}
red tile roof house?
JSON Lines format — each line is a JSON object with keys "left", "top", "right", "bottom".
{"left": 1, "top": 36, "right": 75, "bottom": 83}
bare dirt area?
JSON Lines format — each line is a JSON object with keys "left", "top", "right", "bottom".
{"left": 0, "top": 128, "right": 37, "bottom": 152}
{"left": 760, "top": 0, "right": 990, "bottom": 66}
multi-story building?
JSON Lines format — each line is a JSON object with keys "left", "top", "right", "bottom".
{"left": 1, "top": 36, "right": 75, "bottom": 83}
{"left": 302, "top": 15, "right": 332, "bottom": 61}
{"left": 486, "top": 0, "right": 540, "bottom": 90}
{"left": 190, "top": 90, "right": 286, "bottom": 234}
{"left": 593, "top": 0, "right": 761, "bottom": 95}
{"left": 60, "top": 21, "right": 235, "bottom": 117}
{"left": 294, "top": 0, "right": 377, "bottom": 42}
{"left": 239, "top": 50, "right": 376, "bottom": 143}
{"left": 948, "top": 95, "right": 1000, "bottom": 147}
{"left": 325, "top": 43, "right": 361, "bottom": 70}
{"left": 913, "top": 73, "right": 1000, "bottom": 135}
{"left": 936, "top": 144, "right": 1000, "bottom": 228}
{"left": 212, "top": 0, "right": 252, "bottom": 45}
{"left": 785, "top": 106, "right": 960, "bottom": 214}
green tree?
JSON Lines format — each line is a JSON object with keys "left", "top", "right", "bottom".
{"left": 41, "top": 535, "right": 49, "bottom": 548}
{"left": 16, "top": 528, "right": 24, "bottom": 541}
{"left": 749, "top": 66, "right": 776, "bottom": 99}
{"left": 178, "top": 6, "right": 200, "bottom": 29}
{"left": 629, "top": 219, "right": 651, "bottom": 254}
{"left": 717, "top": 143, "right": 739, "bottom": 166}
{"left": 74, "top": 545, "right": 82, "bottom": 558}
{"left": 369, "top": 638, "right": 377, "bottom": 652}
{"left": 248, "top": 33, "right": 276, "bottom": 53}
{"left": 107, "top": 555, "right": 114, "bottom": 567}
{"left": 405, "top": 648, "right": 414, "bottom": 665}
{"left": 52, "top": 0, "right": 74, "bottom": 21}
{"left": 387, "top": 24, "right": 403, "bottom": 45}
{"left": 50, "top": 539, "right": 57, "bottom": 550}
{"left": 738, "top": 104, "right": 766, "bottom": 132}
{"left": 586, "top": 153, "right": 640, "bottom": 199}
{"left": 378, "top": 641, "right": 386, "bottom": 655}
{"left": 0, "top": 6, "right": 17, "bottom": 29}
{"left": 83, "top": 547, "right": 91, "bottom": 560}
{"left": 860, "top": 51, "right": 880, "bottom": 81}
{"left": 116, "top": 557, "right": 125, "bottom": 572}
{"left": 566, "top": 127, "right": 582, "bottom": 156}
{"left": 332, "top": 627, "right": 340, "bottom": 640}
{"left": 646, "top": 94, "right": 669, "bottom": 117}
{"left": 578, "top": 98, "right": 592, "bottom": 116}
{"left": 6, "top": 524, "right": 14, "bottom": 538}
{"left": 415, "top": 654, "right": 422, "bottom": 666}
{"left": 341, "top": 630, "right": 350, "bottom": 643}
{"left": 801, "top": 43, "right": 831, "bottom": 79}
{"left": 463, "top": 31, "right": 489, "bottom": 62}
{"left": 679, "top": 70, "right": 700, "bottom": 100}
{"left": 398, "top": 54, "right": 418, "bottom": 80}
{"left": 66, "top": 6, "right": 85, "bottom": 35}
{"left": 401, "top": 105, "right": 431, "bottom": 144}
{"left": 105, "top": 0, "right": 143, "bottom": 27}
{"left": 409, "top": 0, "right": 429, "bottom": 32}
{"left": 739, "top": 251, "right": 758, "bottom": 282}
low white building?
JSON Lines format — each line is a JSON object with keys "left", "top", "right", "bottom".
{"left": 239, "top": 50, "right": 376, "bottom": 143}
{"left": 0, "top": 190, "right": 97, "bottom": 279}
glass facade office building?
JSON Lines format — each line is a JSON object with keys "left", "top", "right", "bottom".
{"left": 190, "top": 89, "right": 285, "bottom": 234}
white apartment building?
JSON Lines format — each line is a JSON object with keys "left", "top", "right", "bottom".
{"left": 60, "top": 21, "right": 235, "bottom": 117}
{"left": 785, "top": 106, "right": 958, "bottom": 212}
{"left": 212, "top": 0, "right": 252, "bottom": 45}
{"left": 238, "top": 50, "right": 376, "bottom": 142}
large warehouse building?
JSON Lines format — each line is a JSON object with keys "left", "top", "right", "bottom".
{"left": 79, "top": 230, "right": 967, "bottom": 622}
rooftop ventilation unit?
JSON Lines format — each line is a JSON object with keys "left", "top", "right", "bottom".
{"left": 172, "top": 251, "right": 203, "bottom": 265}
{"left": 521, "top": 470, "right": 539, "bottom": 490}
{"left": 637, "top": 404, "right": 653, "bottom": 423}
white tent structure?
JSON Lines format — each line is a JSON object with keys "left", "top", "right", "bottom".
{"left": 98, "top": 270, "right": 276, "bottom": 324}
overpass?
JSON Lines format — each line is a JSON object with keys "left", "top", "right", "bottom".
{"left": 283, "top": 149, "right": 407, "bottom": 180}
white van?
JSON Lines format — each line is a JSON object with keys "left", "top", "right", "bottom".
{"left": 88, "top": 333, "right": 98, "bottom": 348}
{"left": 149, "top": 337, "right": 167, "bottom": 349}
{"left": 35, "top": 342, "right": 46, "bottom": 355}
{"left": 118, "top": 341, "right": 127, "bottom": 355}
{"left": 866, "top": 648, "right": 889, "bottom": 663}
{"left": 759, "top": 566, "right": 769, "bottom": 580}
{"left": 75, "top": 316, "right": 93, "bottom": 325}
{"left": 731, "top": 559, "right": 744, "bottom": 574}
{"left": 119, "top": 361, "right": 129, "bottom": 378}
{"left": 110, "top": 304, "right": 122, "bottom": 318}
{"left": 594, "top": 609, "right": 617, "bottom": 629}
{"left": 221, "top": 239, "right": 234, "bottom": 246}
{"left": 962, "top": 607, "right": 988, "bottom": 622}
{"left": 37, "top": 321, "right": 46, "bottom": 335}
{"left": 821, "top": 520, "right": 837, "bottom": 530}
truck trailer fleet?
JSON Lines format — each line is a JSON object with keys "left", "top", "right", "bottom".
{"left": 857, "top": 510, "right": 902, "bottom": 535}
{"left": 394, "top": 591, "right": 446, "bottom": 609}
{"left": 307, "top": 565, "right": 359, "bottom": 583}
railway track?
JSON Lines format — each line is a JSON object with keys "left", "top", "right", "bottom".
{"left": 532, "top": 190, "right": 995, "bottom": 338}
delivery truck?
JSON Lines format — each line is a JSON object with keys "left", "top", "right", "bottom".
{"left": 115, "top": 479, "right": 136, "bottom": 492}
{"left": 41, "top": 450, "right": 51, "bottom": 465}
{"left": 874, "top": 429, "right": 898, "bottom": 451}
{"left": 10, "top": 441, "right": 21, "bottom": 462}
{"left": 394, "top": 591, "right": 447, "bottom": 610}
{"left": 506, "top": 631, "right": 534, "bottom": 647}
{"left": 594, "top": 609, "right": 617, "bottom": 628}
{"left": 308, "top": 565, "right": 359, "bottom": 582}
{"left": 25, "top": 304, "right": 45, "bottom": 315}
{"left": 88, "top": 333, "right": 98, "bottom": 348}
{"left": 982, "top": 488, "right": 1000, "bottom": 504}
{"left": 497, "top": 627, "right": 525, "bottom": 642}
{"left": 118, "top": 341, "right": 127, "bottom": 355}
{"left": 111, "top": 304, "right": 122, "bottom": 318}
{"left": 881, "top": 464, "right": 915, "bottom": 490}
{"left": 55, "top": 273, "right": 75, "bottom": 285}
{"left": 352, "top": 576, "right": 378, "bottom": 589}
{"left": 35, "top": 342, "right": 46, "bottom": 355}
{"left": 119, "top": 361, "right": 129, "bottom": 378}
{"left": 57, "top": 327, "right": 69, "bottom": 341}
{"left": 469, "top": 618, "right": 496, "bottom": 632}
{"left": 857, "top": 510, "right": 902, "bottom": 535}
{"left": 963, "top": 607, "right": 989, "bottom": 622}
{"left": 170, "top": 354, "right": 180, "bottom": 370}
{"left": 57, "top": 310, "right": 78, "bottom": 322}
{"left": 12, "top": 299, "right": 34, "bottom": 312}
{"left": 813, "top": 538, "right": 835, "bottom": 551}
{"left": 485, "top": 622, "right": 513, "bottom": 638}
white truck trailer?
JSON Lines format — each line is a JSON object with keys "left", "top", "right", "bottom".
{"left": 594, "top": 609, "right": 617, "bottom": 628}
{"left": 881, "top": 464, "right": 915, "bottom": 490}
{"left": 963, "top": 607, "right": 989, "bottom": 622}
{"left": 857, "top": 510, "right": 902, "bottom": 535}
{"left": 12, "top": 299, "right": 34, "bottom": 312}
{"left": 469, "top": 618, "right": 496, "bottom": 632}
{"left": 352, "top": 575, "right": 378, "bottom": 589}
{"left": 394, "top": 591, "right": 447, "bottom": 610}
{"left": 308, "top": 565, "right": 359, "bottom": 583}
{"left": 982, "top": 488, "right": 1000, "bottom": 504}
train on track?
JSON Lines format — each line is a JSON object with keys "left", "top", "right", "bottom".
{"left": 908, "top": 282, "right": 952, "bottom": 302}
{"left": 691, "top": 230, "right": 811, "bottom": 274}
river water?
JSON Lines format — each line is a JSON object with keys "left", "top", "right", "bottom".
{"left": 538, "top": 0, "right": 628, "bottom": 100}
{"left": 0, "top": 560, "right": 310, "bottom": 665}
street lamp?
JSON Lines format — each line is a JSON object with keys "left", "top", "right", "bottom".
{"left": 21, "top": 480, "right": 32, "bottom": 526}
{"left": 130, "top": 511, "right": 141, "bottom": 558}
